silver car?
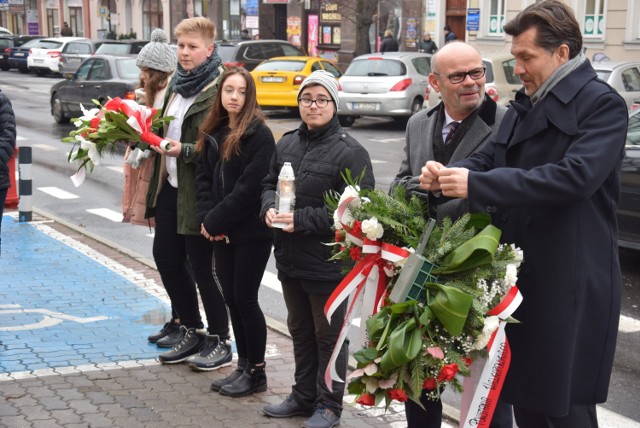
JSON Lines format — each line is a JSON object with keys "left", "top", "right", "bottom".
{"left": 337, "top": 52, "right": 432, "bottom": 127}
{"left": 593, "top": 61, "right": 640, "bottom": 110}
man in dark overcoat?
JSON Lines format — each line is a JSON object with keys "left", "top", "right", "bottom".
{"left": 419, "top": 1, "right": 627, "bottom": 427}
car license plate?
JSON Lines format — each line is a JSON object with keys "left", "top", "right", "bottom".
{"left": 14, "top": 52, "right": 24, "bottom": 57}
{"left": 262, "top": 76, "right": 285, "bottom": 83}
{"left": 34, "top": 59, "right": 43, "bottom": 63}
{"left": 70, "top": 58, "right": 80, "bottom": 62}
{"left": 352, "top": 102, "right": 379, "bottom": 111}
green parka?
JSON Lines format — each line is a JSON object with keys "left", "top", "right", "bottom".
{"left": 145, "top": 75, "right": 221, "bottom": 235}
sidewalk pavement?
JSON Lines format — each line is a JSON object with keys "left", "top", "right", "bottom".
{"left": 1, "top": 210, "right": 455, "bottom": 428}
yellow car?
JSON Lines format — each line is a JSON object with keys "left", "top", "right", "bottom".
{"left": 251, "top": 56, "right": 342, "bottom": 108}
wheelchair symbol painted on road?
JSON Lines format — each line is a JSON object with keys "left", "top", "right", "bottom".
{"left": 0, "top": 304, "right": 109, "bottom": 331}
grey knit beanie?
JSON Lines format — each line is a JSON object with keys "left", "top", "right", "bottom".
{"left": 298, "top": 70, "right": 339, "bottom": 104}
{"left": 136, "top": 29, "right": 177, "bottom": 73}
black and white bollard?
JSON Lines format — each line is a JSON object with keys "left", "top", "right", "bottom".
{"left": 18, "top": 145, "right": 32, "bottom": 222}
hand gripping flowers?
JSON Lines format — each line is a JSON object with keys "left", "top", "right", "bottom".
{"left": 64, "top": 97, "right": 173, "bottom": 186}
{"left": 324, "top": 177, "right": 523, "bottom": 426}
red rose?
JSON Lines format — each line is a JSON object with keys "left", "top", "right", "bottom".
{"left": 463, "top": 357, "right": 473, "bottom": 367}
{"left": 356, "top": 393, "right": 375, "bottom": 406}
{"left": 437, "top": 363, "right": 459, "bottom": 382}
{"left": 422, "top": 377, "right": 437, "bottom": 390}
{"left": 350, "top": 246, "right": 362, "bottom": 261}
{"left": 90, "top": 117, "right": 101, "bottom": 129}
{"left": 351, "top": 221, "right": 362, "bottom": 237}
{"left": 388, "top": 388, "right": 408, "bottom": 402}
{"left": 335, "top": 229, "right": 344, "bottom": 242}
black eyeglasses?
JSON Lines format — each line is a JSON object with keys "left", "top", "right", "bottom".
{"left": 433, "top": 66, "right": 486, "bottom": 84}
{"left": 298, "top": 98, "right": 333, "bottom": 108}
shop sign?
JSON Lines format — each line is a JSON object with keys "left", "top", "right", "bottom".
{"left": 320, "top": 3, "right": 341, "bottom": 23}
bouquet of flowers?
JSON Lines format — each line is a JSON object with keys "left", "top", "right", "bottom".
{"left": 323, "top": 174, "right": 523, "bottom": 424}
{"left": 63, "top": 97, "right": 173, "bottom": 186}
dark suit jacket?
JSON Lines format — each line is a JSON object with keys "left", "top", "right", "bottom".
{"left": 454, "top": 60, "right": 627, "bottom": 415}
{"left": 390, "top": 95, "right": 506, "bottom": 222}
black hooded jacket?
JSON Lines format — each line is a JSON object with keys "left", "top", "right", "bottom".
{"left": 0, "top": 90, "right": 16, "bottom": 191}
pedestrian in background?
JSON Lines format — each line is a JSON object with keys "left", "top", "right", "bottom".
{"left": 195, "top": 67, "right": 275, "bottom": 397}
{"left": 240, "top": 29, "right": 251, "bottom": 40}
{"left": 0, "top": 88, "right": 16, "bottom": 255}
{"left": 380, "top": 30, "right": 399, "bottom": 53}
{"left": 61, "top": 22, "right": 73, "bottom": 37}
{"left": 143, "top": 17, "right": 230, "bottom": 369}
{"left": 443, "top": 25, "right": 457, "bottom": 43}
{"left": 391, "top": 41, "right": 512, "bottom": 428}
{"left": 418, "top": 32, "right": 438, "bottom": 54}
{"left": 261, "top": 70, "right": 375, "bottom": 428}
{"left": 420, "top": 1, "right": 626, "bottom": 426}
{"left": 121, "top": 28, "right": 178, "bottom": 344}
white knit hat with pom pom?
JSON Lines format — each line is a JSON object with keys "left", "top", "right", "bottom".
{"left": 136, "top": 29, "right": 177, "bottom": 73}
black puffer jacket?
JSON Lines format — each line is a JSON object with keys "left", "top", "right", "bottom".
{"left": 261, "top": 115, "right": 375, "bottom": 282}
{"left": 0, "top": 90, "right": 16, "bottom": 190}
{"left": 195, "top": 119, "right": 275, "bottom": 244}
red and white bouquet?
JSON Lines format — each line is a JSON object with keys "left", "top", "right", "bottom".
{"left": 324, "top": 176, "right": 523, "bottom": 427}
{"left": 63, "top": 97, "right": 173, "bottom": 186}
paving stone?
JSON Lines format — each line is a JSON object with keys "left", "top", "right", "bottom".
{"left": 48, "top": 408, "right": 82, "bottom": 424}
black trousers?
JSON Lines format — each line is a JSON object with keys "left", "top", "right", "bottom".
{"left": 213, "top": 240, "right": 271, "bottom": 364}
{"left": 514, "top": 404, "right": 598, "bottom": 428}
{"left": 405, "top": 394, "right": 513, "bottom": 427}
{"left": 152, "top": 184, "right": 228, "bottom": 337}
{"left": 280, "top": 276, "right": 348, "bottom": 414}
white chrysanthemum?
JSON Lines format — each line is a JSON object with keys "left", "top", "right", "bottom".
{"left": 471, "top": 316, "right": 500, "bottom": 350}
{"left": 361, "top": 217, "right": 384, "bottom": 240}
{"left": 511, "top": 244, "right": 524, "bottom": 263}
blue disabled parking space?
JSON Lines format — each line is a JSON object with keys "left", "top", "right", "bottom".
{"left": 0, "top": 215, "right": 169, "bottom": 374}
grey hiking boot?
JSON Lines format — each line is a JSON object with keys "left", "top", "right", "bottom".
{"left": 187, "top": 334, "right": 233, "bottom": 371}
{"left": 158, "top": 326, "right": 205, "bottom": 364}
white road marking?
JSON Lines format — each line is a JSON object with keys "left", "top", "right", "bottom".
{"left": 16, "top": 135, "right": 27, "bottom": 141}
{"left": 619, "top": 314, "right": 640, "bottom": 333}
{"left": 370, "top": 138, "right": 404, "bottom": 144}
{"left": 86, "top": 208, "right": 123, "bottom": 222}
{"left": 107, "top": 166, "right": 123, "bottom": 174}
{"left": 31, "top": 143, "right": 58, "bottom": 151}
{"left": 261, "top": 270, "right": 282, "bottom": 293}
{"left": 38, "top": 186, "right": 79, "bottom": 199}
{"left": 371, "top": 159, "right": 388, "bottom": 164}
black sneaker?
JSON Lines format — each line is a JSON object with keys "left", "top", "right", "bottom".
{"left": 158, "top": 327, "right": 205, "bottom": 364}
{"left": 303, "top": 406, "right": 340, "bottom": 428}
{"left": 187, "top": 334, "right": 233, "bottom": 372}
{"left": 156, "top": 324, "right": 186, "bottom": 348}
{"left": 262, "top": 395, "right": 312, "bottom": 418}
{"left": 148, "top": 321, "right": 179, "bottom": 343}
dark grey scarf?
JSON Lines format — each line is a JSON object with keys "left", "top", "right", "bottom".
{"left": 170, "top": 47, "right": 223, "bottom": 98}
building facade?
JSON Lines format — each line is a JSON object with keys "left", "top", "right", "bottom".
{"left": 1, "top": 1, "right": 638, "bottom": 65}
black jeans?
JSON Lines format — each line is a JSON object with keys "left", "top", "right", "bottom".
{"left": 514, "top": 404, "right": 598, "bottom": 428}
{"left": 280, "top": 276, "right": 348, "bottom": 415}
{"left": 152, "top": 184, "right": 228, "bottom": 337}
{"left": 213, "top": 240, "right": 271, "bottom": 363}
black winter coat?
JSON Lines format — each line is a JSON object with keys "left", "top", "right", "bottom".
{"left": 454, "top": 60, "right": 627, "bottom": 415}
{"left": 195, "top": 119, "right": 275, "bottom": 245}
{"left": 0, "top": 90, "right": 16, "bottom": 190}
{"left": 380, "top": 36, "right": 399, "bottom": 53}
{"left": 261, "top": 115, "right": 374, "bottom": 284}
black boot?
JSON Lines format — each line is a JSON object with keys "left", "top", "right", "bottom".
{"left": 218, "top": 362, "right": 267, "bottom": 397}
{"left": 211, "top": 357, "right": 247, "bottom": 391}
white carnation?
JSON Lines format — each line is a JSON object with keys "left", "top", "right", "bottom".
{"left": 361, "top": 217, "right": 384, "bottom": 240}
{"left": 471, "top": 316, "right": 500, "bottom": 351}
{"left": 504, "top": 263, "right": 518, "bottom": 286}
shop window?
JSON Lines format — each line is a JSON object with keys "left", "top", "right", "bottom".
{"left": 143, "top": 0, "right": 163, "bottom": 39}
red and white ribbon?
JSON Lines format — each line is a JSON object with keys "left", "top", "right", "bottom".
{"left": 459, "top": 285, "right": 522, "bottom": 428}
{"left": 104, "top": 98, "right": 170, "bottom": 150}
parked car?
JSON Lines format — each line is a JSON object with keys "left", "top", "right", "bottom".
{"left": 8, "top": 37, "right": 44, "bottom": 73}
{"left": 28, "top": 37, "right": 88, "bottom": 76}
{"left": 619, "top": 109, "right": 640, "bottom": 249}
{"left": 94, "top": 40, "right": 148, "bottom": 56}
{"left": 0, "top": 35, "right": 44, "bottom": 70}
{"left": 337, "top": 51, "right": 432, "bottom": 127}
{"left": 0, "top": 27, "right": 12, "bottom": 36}
{"left": 59, "top": 39, "right": 103, "bottom": 74}
{"left": 593, "top": 61, "right": 640, "bottom": 110}
{"left": 50, "top": 55, "right": 139, "bottom": 124}
{"left": 426, "top": 51, "right": 521, "bottom": 109}
{"left": 251, "top": 56, "right": 342, "bottom": 108}
{"left": 217, "top": 39, "right": 305, "bottom": 71}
